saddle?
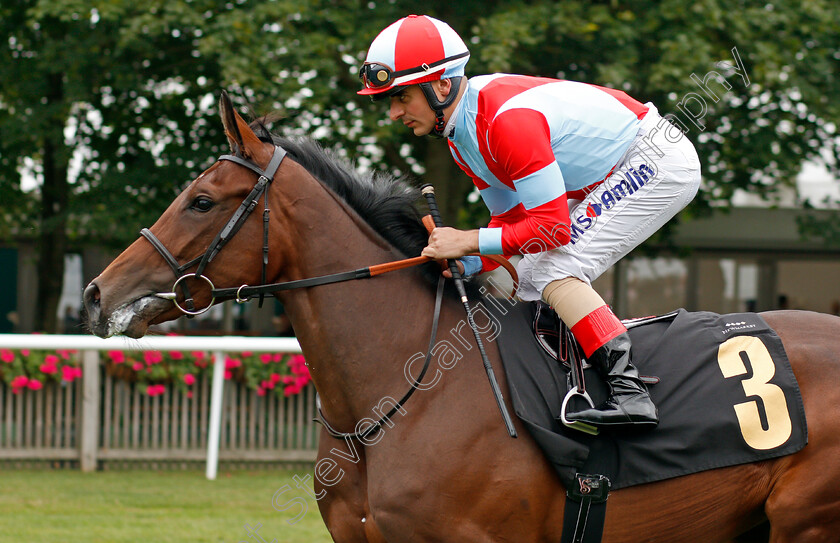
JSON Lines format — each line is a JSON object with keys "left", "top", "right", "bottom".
{"left": 490, "top": 300, "right": 808, "bottom": 491}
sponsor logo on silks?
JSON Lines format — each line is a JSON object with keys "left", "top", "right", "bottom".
{"left": 569, "top": 163, "right": 655, "bottom": 244}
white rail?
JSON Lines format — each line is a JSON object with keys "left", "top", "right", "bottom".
{"left": 0, "top": 334, "right": 301, "bottom": 352}
{"left": 0, "top": 334, "right": 303, "bottom": 479}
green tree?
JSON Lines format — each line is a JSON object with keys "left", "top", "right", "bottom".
{"left": 1, "top": 0, "right": 228, "bottom": 331}
{"left": 2, "top": 0, "right": 838, "bottom": 332}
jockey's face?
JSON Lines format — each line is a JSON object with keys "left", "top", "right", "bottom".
{"left": 388, "top": 84, "right": 437, "bottom": 137}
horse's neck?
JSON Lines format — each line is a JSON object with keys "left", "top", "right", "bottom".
{"left": 273, "top": 175, "right": 438, "bottom": 427}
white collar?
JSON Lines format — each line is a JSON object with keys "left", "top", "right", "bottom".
{"left": 442, "top": 86, "right": 467, "bottom": 139}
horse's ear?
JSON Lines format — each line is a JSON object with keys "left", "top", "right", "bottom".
{"left": 218, "top": 90, "right": 271, "bottom": 163}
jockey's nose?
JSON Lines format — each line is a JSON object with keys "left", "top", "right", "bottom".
{"left": 389, "top": 98, "right": 404, "bottom": 121}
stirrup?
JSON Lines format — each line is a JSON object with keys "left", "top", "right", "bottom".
{"left": 560, "top": 386, "right": 599, "bottom": 436}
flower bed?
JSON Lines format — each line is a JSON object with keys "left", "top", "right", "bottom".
{"left": 0, "top": 342, "right": 310, "bottom": 398}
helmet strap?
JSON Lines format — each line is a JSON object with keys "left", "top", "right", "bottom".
{"left": 418, "top": 77, "right": 464, "bottom": 138}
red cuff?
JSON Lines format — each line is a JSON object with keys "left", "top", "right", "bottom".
{"left": 570, "top": 305, "right": 627, "bottom": 357}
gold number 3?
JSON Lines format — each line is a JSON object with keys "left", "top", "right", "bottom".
{"left": 717, "top": 336, "right": 792, "bottom": 450}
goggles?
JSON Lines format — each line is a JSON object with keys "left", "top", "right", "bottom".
{"left": 358, "top": 51, "right": 469, "bottom": 90}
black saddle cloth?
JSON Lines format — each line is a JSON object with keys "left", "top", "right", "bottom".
{"left": 488, "top": 300, "right": 808, "bottom": 490}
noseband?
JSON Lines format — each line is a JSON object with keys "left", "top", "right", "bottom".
{"left": 142, "top": 145, "right": 287, "bottom": 315}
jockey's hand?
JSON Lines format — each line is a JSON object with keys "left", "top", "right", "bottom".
{"left": 421, "top": 227, "right": 480, "bottom": 260}
{"left": 442, "top": 260, "right": 465, "bottom": 279}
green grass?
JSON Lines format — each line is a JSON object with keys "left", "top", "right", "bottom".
{"left": 0, "top": 469, "right": 333, "bottom": 542}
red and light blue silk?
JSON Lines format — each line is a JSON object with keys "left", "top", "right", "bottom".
{"left": 448, "top": 74, "right": 648, "bottom": 273}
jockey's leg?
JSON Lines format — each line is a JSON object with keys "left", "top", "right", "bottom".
{"left": 543, "top": 277, "right": 658, "bottom": 428}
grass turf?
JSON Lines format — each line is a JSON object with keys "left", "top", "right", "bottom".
{"left": 0, "top": 469, "right": 333, "bottom": 542}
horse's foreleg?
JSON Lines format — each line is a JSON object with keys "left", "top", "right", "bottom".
{"left": 315, "top": 430, "right": 374, "bottom": 543}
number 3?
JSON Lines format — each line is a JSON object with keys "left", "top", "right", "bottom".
{"left": 717, "top": 335, "right": 793, "bottom": 450}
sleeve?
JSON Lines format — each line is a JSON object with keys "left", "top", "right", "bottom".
{"left": 477, "top": 108, "right": 572, "bottom": 256}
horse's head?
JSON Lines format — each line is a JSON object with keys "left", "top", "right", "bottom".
{"left": 83, "top": 91, "right": 288, "bottom": 338}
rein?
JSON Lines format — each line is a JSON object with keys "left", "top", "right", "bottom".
{"left": 316, "top": 276, "right": 445, "bottom": 441}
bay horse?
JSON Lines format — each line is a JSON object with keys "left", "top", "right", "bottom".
{"left": 83, "top": 92, "right": 840, "bottom": 542}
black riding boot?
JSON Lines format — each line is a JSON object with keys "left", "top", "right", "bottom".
{"left": 566, "top": 332, "right": 659, "bottom": 428}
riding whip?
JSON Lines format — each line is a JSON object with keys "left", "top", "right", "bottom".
{"left": 421, "top": 184, "right": 517, "bottom": 438}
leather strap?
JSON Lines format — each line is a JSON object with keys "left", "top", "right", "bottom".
{"left": 315, "top": 276, "right": 446, "bottom": 441}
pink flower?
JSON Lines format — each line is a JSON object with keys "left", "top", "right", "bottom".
{"left": 27, "top": 379, "right": 43, "bottom": 391}
{"left": 21, "top": 349, "right": 30, "bottom": 356}
{"left": 270, "top": 373, "right": 281, "bottom": 384}
{"left": 261, "top": 379, "right": 275, "bottom": 390}
{"left": 224, "top": 357, "right": 242, "bottom": 369}
{"left": 288, "top": 354, "right": 306, "bottom": 367}
{"left": 256, "top": 387, "right": 267, "bottom": 397}
{"left": 241, "top": 351, "right": 253, "bottom": 357}
{"left": 0, "top": 350, "right": 14, "bottom": 363}
{"left": 273, "top": 353, "right": 284, "bottom": 363}
{"left": 107, "top": 350, "right": 125, "bottom": 363}
{"left": 44, "top": 354, "right": 60, "bottom": 365}
{"left": 295, "top": 375, "right": 310, "bottom": 387}
{"left": 191, "top": 351, "right": 205, "bottom": 359}
{"left": 61, "top": 366, "right": 82, "bottom": 383}
{"left": 11, "top": 375, "right": 29, "bottom": 388}
{"left": 40, "top": 361, "right": 58, "bottom": 375}
{"left": 169, "top": 351, "right": 184, "bottom": 360}
{"left": 183, "top": 373, "right": 196, "bottom": 386}
{"left": 284, "top": 384, "right": 302, "bottom": 397}
{"left": 224, "top": 370, "right": 232, "bottom": 380}
{"left": 146, "top": 384, "right": 166, "bottom": 397}
{"left": 282, "top": 376, "right": 295, "bottom": 385}
{"left": 144, "top": 351, "right": 163, "bottom": 365}
{"left": 61, "top": 365, "right": 77, "bottom": 382}
{"left": 132, "top": 362, "right": 144, "bottom": 371}
{"left": 186, "top": 391, "right": 194, "bottom": 399}
{"left": 260, "top": 353, "right": 273, "bottom": 364}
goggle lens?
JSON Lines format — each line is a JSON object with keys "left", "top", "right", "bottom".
{"left": 359, "top": 63, "right": 394, "bottom": 89}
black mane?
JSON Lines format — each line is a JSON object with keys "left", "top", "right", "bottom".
{"left": 251, "top": 123, "right": 440, "bottom": 285}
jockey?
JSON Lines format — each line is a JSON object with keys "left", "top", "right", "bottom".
{"left": 358, "top": 14, "right": 701, "bottom": 428}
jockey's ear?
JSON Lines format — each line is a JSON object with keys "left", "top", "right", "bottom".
{"left": 219, "top": 90, "right": 272, "bottom": 165}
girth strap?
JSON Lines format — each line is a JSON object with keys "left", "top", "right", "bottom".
{"left": 561, "top": 473, "right": 611, "bottom": 543}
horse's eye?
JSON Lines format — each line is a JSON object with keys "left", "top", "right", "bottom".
{"left": 191, "top": 196, "right": 214, "bottom": 212}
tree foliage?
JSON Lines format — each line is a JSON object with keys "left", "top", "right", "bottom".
{"left": 1, "top": 0, "right": 838, "bottom": 331}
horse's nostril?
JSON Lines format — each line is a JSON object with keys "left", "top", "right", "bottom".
{"left": 83, "top": 283, "right": 101, "bottom": 312}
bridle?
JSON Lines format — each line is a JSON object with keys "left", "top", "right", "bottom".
{"left": 142, "top": 145, "right": 287, "bottom": 314}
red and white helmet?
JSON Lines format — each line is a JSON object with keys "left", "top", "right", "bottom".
{"left": 358, "top": 15, "right": 470, "bottom": 98}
